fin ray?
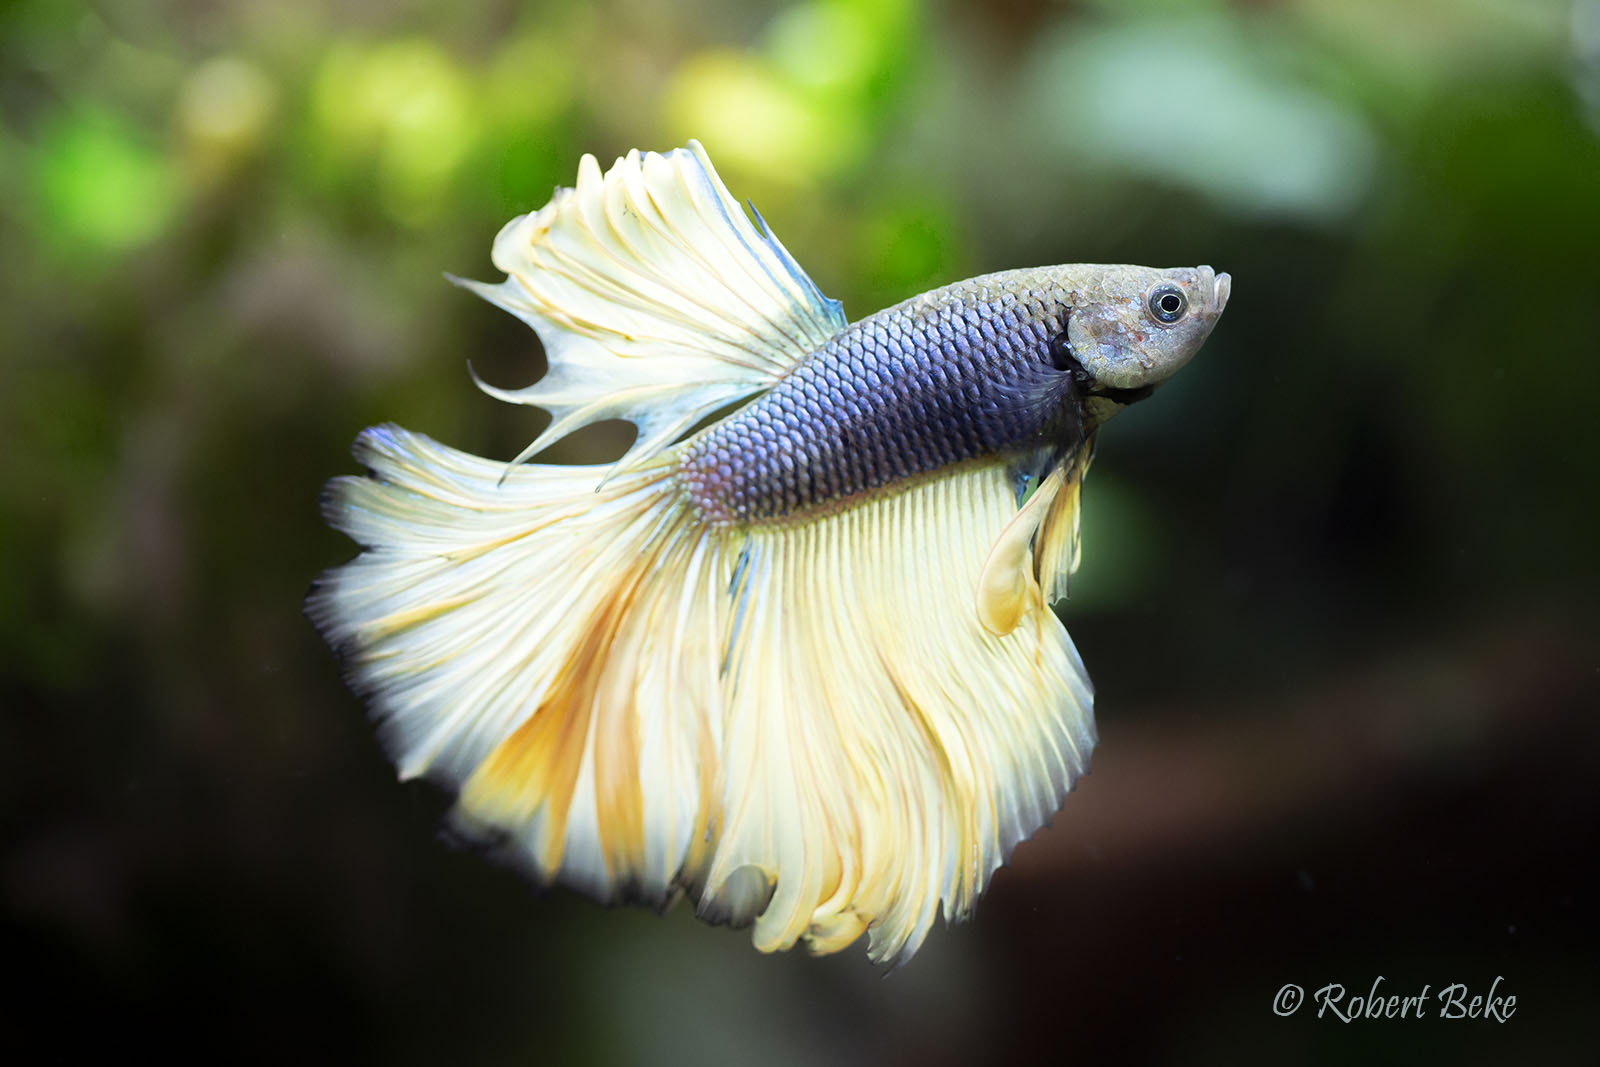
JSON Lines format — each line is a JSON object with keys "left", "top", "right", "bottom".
{"left": 459, "top": 142, "right": 846, "bottom": 477}
{"left": 312, "top": 431, "right": 1094, "bottom": 963}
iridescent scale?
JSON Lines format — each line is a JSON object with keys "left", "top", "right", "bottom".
{"left": 679, "top": 279, "right": 1079, "bottom": 524}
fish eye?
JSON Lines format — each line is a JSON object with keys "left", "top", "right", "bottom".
{"left": 1147, "top": 285, "right": 1188, "bottom": 325}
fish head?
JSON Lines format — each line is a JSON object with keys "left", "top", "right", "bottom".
{"left": 1056, "top": 264, "right": 1230, "bottom": 399}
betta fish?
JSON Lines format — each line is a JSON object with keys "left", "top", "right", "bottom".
{"left": 308, "top": 141, "right": 1229, "bottom": 963}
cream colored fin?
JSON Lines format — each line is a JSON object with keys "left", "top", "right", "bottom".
{"left": 1034, "top": 442, "right": 1095, "bottom": 604}
{"left": 710, "top": 463, "right": 1095, "bottom": 962}
{"left": 977, "top": 465, "right": 1066, "bottom": 636}
{"left": 308, "top": 424, "right": 714, "bottom": 905}
{"left": 312, "top": 430, "right": 1094, "bottom": 963}
{"left": 455, "top": 141, "right": 847, "bottom": 478}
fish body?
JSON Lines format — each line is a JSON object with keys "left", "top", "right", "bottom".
{"left": 680, "top": 266, "right": 1225, "bottom": 523}
{"left": 309, "top": 142, "right": 1228, "bottom": 963}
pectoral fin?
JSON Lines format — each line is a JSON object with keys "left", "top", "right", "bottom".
{"left": 1033, "top": 441, "right": 1094, "bottom": 604}
{"left": 976, "top": 466, "right": 1065, "bottom": 636}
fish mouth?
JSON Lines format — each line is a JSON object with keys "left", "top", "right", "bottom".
{"left": 1210, "top": 268, "right": 1231, "bottom": 312}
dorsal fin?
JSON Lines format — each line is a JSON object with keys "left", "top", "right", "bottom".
{"left": 453, "top": 141, "right": 847, "bottom": 477}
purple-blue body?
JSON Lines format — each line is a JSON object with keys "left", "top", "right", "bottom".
{"left": 679, "top": 274, "right": 1083, "bottom": 524}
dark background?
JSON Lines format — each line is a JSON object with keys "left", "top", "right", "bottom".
{"left": 4, "top": 0, "right": 1597, "bottom": 1063}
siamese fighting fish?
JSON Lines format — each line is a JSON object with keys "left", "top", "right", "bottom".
{"left": 308, "top": 141, "right": 1229, "bottom": 964}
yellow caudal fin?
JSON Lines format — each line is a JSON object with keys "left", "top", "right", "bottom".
{"left": 452, "top": 141, "right": 847, "bottom": 478}
{"left": 312, "top": 429, "right": 1095, "bottom": 963}
{"left": 308, "top": 424, "right": 717, "bottom": 902}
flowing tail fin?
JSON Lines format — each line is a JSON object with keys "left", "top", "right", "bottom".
{"left": 308, "top": 425, "right": 721, "bottom": 904}
{"left": 309, "top": 427, "right": 1095, "bottom": 962}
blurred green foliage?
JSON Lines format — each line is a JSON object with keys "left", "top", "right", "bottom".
{"left": 4, "top": 0, "right": 1598, "bottom": 1063}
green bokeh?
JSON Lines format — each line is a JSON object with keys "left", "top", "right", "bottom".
{"left": 33, "top": 109, "right": 180, "bottom": 252}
